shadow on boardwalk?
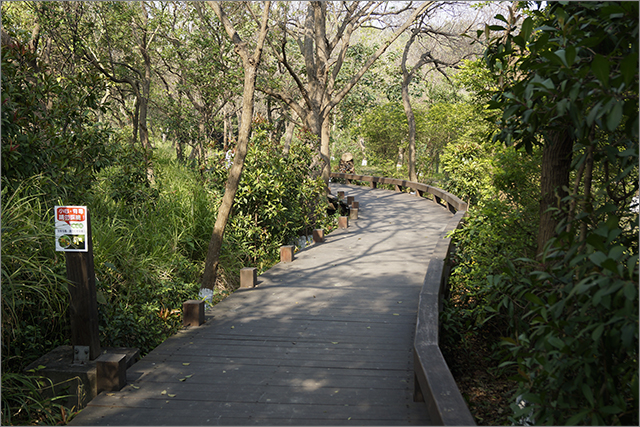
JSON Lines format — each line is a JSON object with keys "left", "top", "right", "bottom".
{"left": 70, "top": 183, "right": 453, "bottom": 426}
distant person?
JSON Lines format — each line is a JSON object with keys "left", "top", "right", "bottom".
{"left": 225, "top": 147, "right": 235, "bottom": 168}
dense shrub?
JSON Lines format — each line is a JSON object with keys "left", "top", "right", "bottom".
{"left": 206, "top": 121, "right": 332, "bottom": 274}
{"left": 1, "top": 37, "right": 115, "bottom": 200}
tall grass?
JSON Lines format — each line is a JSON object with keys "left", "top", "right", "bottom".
{"left": 1, "top": 175, "right": 71, "bottom": 372}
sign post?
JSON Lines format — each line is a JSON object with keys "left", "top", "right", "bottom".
{"left": 55, "top": 206, "right": 101, "bottom": 362}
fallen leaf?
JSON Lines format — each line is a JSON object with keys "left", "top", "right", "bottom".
{"left": 230, "top": 326, "right": 234, "bottom": 329}
{"left": 168, "top": 394, "right": 176, "bottom": 398}
{"left": 393, "top": 313, "right": 399, "bottom": 316}
{"left": 106, "top": 393, "right": 115, "bottom": 396}
{"left": 130, "top": 384, "right": 140, "bottom": 389}
{"left": 161, "top": 390, "right": 167, "bottom": 395}
{"left": 182, "top": 363, "right": 190, "bottom": 366}
{"left": 185, "top": 375, "right": 193, "bottom": 379}
{"left": 179, "top": 378, "right": 186, "bottom": 382}
{"left": 331, "top": 342, "right": 339, "bottom": 344}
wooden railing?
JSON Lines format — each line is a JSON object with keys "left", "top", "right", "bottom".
{"left": 331, "top": 172, "right": 475, "bottom": 426}
{"left": 330, "top": 173, "right": 467, "bottom": 214}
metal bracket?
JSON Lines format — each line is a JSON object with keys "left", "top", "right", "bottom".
{"left": 73, "top": 345, "right": 90, "bottom": 363}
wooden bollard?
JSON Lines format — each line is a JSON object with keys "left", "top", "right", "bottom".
{"left": 349, "top": 208, "right": 359, "bottom": 220}
{"left": 347, "top": 196, "right": 355, "bottom": 206}
{"left": 280, "top": 245, "right": 294, "bottom": 262}
{"left": 352, "top": 201, "right": 359, "bottom": 209}
{"left": 337, "top": 190, "right": 345, "bottom": 200}
{"left": 183, "top": 300, "right": 205, "bottom": 327}
{"left": 240, "top": 267, "right": 257, "bottom": 288}
{"left": 312, "top": 229, "right": 324, "bottom": 243}
{"left": 338, "top": 216, "right": 348, "bottom": 229}
{"left": 96, "top": 353, "right": 127, "bottom": 393}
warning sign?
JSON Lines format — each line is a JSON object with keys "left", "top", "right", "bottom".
{"left": 55, "top": 206, "right": 88, "bottom": 252}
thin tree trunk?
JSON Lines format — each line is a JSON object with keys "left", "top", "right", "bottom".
{"left": 320, "top": 114, "right": 331, "bottom": 185}
{"left": 201, "top": 1, "right": 271, "bottom": 290}
{"left": 283, "top": 121, "right": 295, "bottom": 156}
{"left": 537, "top": 130, "right": 573, "bottom": 256}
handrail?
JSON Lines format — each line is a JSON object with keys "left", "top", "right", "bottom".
{"left": 330, "top": 173, "right": 468, "bottom": 213}
{"left": 330, "top": 172, "right": 475, "bottom": 425}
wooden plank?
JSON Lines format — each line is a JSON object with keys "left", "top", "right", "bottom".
{"left": 69, "top": 183, "right": 451, "bottom": 426}
{"left": 73, "top": 402, "right": 429, "bottom": 426}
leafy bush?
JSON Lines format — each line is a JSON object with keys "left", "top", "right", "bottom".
{"left": 1, "top": 35, "right": 115, "bottom": 200}
{"left": 207, "top": 121, "right": 330, "bottom": 274}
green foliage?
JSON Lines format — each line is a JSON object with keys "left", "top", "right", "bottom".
{"left": 499, "top": 202, "right": 638, "bottom": 426}
{"left": 441, "top": 144, "right": 541, "bottom": 356}
{"left": 359, "top": 102, "right": 408, "bottom": 164}
{"left": 483, "top": 1, "right": 638, "bottom": 152}
{"left": 443, "top": 2, "right": 639, "bottom": 425}
{"left": 1, "top": 36, "right": 115, "bottom": 200}
{"left": 89, "top": 148, "right": 217, "bottom": 352}
{"left": 1, "top": 176, "right": 71, "bottom": 374}
{"left": 1, "top": 371, "right": 78, "bottom": 426}
{"left": 207, "top": 121, "right": 330, "bottom": 274}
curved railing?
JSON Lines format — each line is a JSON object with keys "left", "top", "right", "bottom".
{"left": 331, "top": 172, "right": 475, "bottom": 426}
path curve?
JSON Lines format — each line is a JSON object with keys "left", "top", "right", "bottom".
{"left": 70, "top": 183, "right": 453, "bottom": 426}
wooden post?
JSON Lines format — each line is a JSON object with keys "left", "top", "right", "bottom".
{"left": 183, "top": 300, "right": 205, "bottom": 326}
{"left": 312, "top": 229, "right": 324, "bottom": 243}
{"left": 349, "top": 208, "right": 359, "bottom": 220}
{"left": 352, "top": 201, "right": 359, "bottom": 209}
{"left": 240, "top": 267, "right": 257, "bottom": 288}
{"left": 66, "top": 210, "right": 101, "bottom": 361}
{"left": 347, "top": 196, "right": 355, "bottom": 206}
{"left": 280, "top": 245, "right": 294, "bottom": 262}
{"left": 96, "top": 353, "right": 127, "bottom": 393}
{"left": 338, "top": 216, "right": 349, "bottom": 229}
{"left": 337, "top": 190, "right": 345, "bottom": 200}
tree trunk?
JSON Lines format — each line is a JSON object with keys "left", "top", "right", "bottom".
{"left": 201, "top": 1, "right": 271, "bottom": 290}
{"left": 537, "top": 130, "right": 573, "bottom": 256}
{"left": 283, "top": 120, "right": 295, "bottom": 156}
{"left": 401, "top": 81, "right": 418, "bottom": 182}
{"left": 320, "top": 114, "right": 331, "bottom": 185}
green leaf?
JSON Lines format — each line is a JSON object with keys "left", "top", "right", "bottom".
{"left": 592, "top": 54, "right": 610, "bottom": 87}
{"left": 620, "top": 53, "right": 638, "bottom": 87}
{"left": 600, "top": 405, "right": 623, "bottom": 414}
{"left": 96, "top": 290, "right": 108, "bottom": 305}
{"left": 520, "top": 17, "right": 533, "bottom": 42}
{"left": 555, "top": 49, "right": 569, "bottom": 67}
{"left": 606, "top": 100, "right": 623, "bottom": 131}
{"left": 547, "top": 336, "right": 565, "bottom": 350}
{"left": 566, "top": 409, "right": 591, "bottom": 425}
{"left": 525, "top": 292, "right": 544, "bottom": 306}
{"left": 582, "top": 383, "right": 595, "bottom": 406}
{"left": 592, "top": 323, "right": 605, "bottom": 341}
{"left": 623, "top": 282, "right": 637, "bottom": 300}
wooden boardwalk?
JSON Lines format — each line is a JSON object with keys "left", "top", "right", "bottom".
{"left": 70, "top": 183, "right": 453, "bottom": 426}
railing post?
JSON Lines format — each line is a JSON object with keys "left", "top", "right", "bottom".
{"left": 240, "top": 267, "right": 257, "bottom": 288}
{"left": 280, "top": 245, "right": 294, "bottom": 262}
{"left": 312, "top": 229, "right": 324, "bottom": 243}
{"left": 183, "top": 300, "right": 205, "bottom": 327}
